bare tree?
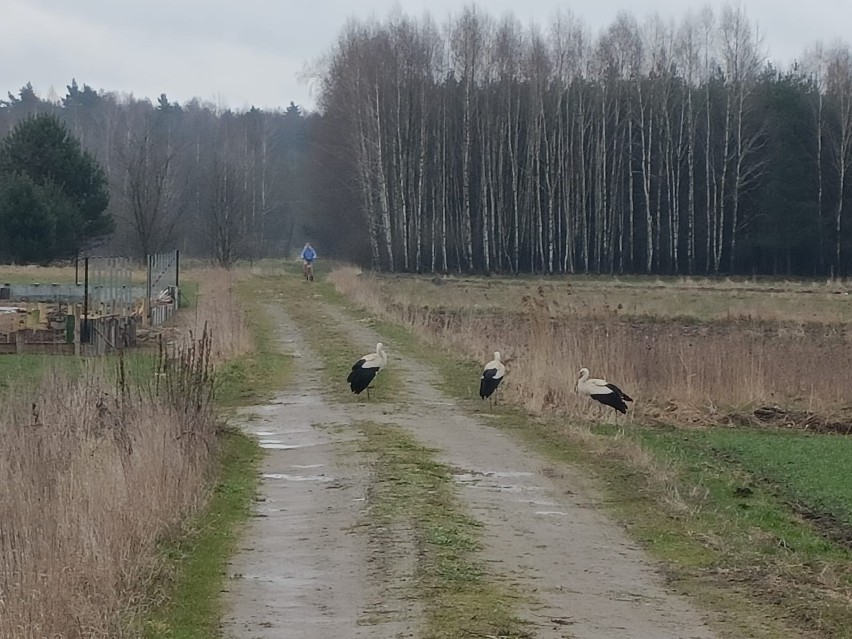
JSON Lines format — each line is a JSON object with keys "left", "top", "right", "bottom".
{"left": 116, "top": 115, "right": 180, "bottom": 259}
{"left": 204, "top": 156, "right": 249, "bottom": 267}
{"left": 720, "top": 4, "right": 766, "bottom": 271}
{"left": 676, "top": 11, "right": 703, "bottom": 273}
{"left": 825, "top": 45, "right": 852, "bottom": 275}
{"left": 802, "top": 43, "right": 828, "bottom": 272}
{"left": 449, "top": 7, "right": 490, "bottom": 272}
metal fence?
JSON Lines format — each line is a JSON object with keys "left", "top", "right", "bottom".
{"left": 88, "top": 256, "right": 137, "bottom": 316}
{"left": 147, "top": 250, "right": 180, "bottom": 326}
{"left": 1, "top": 256, "right": 144, "bottom": 353}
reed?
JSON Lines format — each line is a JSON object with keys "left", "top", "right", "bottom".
{"left": 328, "top": 267, "right": 852, "bottom": 421}
{"left": 0, "top": 330, "right": 218, "bottom": 637}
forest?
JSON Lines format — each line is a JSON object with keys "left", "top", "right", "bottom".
{"left": 0, "top": 84, "right": 316, "bottom": 266}
{"left": 3, "top": 4, "right": 852, "bottom": 276}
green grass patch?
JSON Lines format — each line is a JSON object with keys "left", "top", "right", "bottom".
{"left": 639, "top": 429, "right": 848, "bottom": 559}
{"left": 143, "top": 428, "right": 261, "bottom": 638}
{"left": 214, "top": 349, "right": 291, "bottom": 407}
{"left": 637, "top": 428, "right": 852, "bottom": 636}
{"left": 0, "top": 352, "right": 161, "bottom": 401}
{"left": 357, "top": 421, "right": 529, "bottom": 639}
{"left": 699, "top": 428, "right": 852, "bottom": 529}
{"left": 178, "top": 279, "right": 200, "bottom": 309}
{"left": 0, "top": 353, "right": 83, "bottom": 393}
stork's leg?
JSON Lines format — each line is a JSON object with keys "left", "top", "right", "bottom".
{"left": 366, "top": 387, "right": 371, "bottom": 401}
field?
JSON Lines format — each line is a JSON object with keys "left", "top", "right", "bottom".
{"left": 329, "top": 269, "right": 852, "bottom": 416}
{"left": 326, "top": 267, "right": 852, "bottom": 635}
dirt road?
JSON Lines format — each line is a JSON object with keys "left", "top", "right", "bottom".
{"left": 221, "top": 300, "right": 717, "bottom": 639}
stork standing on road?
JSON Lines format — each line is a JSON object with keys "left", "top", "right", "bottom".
{"left": 347, "top": 342, "right": 387, "bottom": 400}
{"left": 575, "top": 367, "right": 633, "bottom": 415}
{"left": 479, "top": 351, "right": 505, "bottom": 405}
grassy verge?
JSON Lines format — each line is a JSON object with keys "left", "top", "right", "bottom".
{"left": 140, "top": 272, "right": 292, "bottom": 637}
{"left": 324, "top": 272, "right": 852, "bottom": 638}
{"left": 699, "top": 428, "right": 852, "bottom": 528}
{"left": 143, "top": 428, "right": 261, "bottom": 638}
{"left": 357, "top": 421, "right": 529, "bottom": 638}
{"left": 633, "top": 428, "right": 852, "bottom": 636}
{"left": 213, "top": 276, "right": 293, "bottom": 408}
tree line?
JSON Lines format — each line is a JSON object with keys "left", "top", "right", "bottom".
{"left": 317, "top": 5, "right": 852, "bottom": 276}
{"left": 0, "top": 82, "right": 315, "bottom": 265}
{"left": 4, "top": 4, "right": 852, "bottom": 276}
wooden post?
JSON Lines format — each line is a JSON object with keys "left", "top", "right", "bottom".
{"left": 144, "top": 254, "right": 152, "bottom": 327}
{"left": 82, "top": 257, "right": 90, "bottom": 343}
{"left": 73, "top": 304, "right": 81, "bottom": 355}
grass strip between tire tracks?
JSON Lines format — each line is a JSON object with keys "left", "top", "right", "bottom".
{"left": 357, "top": 421, "right": 530, "bottom": 639}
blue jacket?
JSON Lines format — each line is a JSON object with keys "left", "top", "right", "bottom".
{"left": 301, "top": 245, "right": 317, "bottom": 261}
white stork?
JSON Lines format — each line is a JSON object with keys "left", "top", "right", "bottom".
{"left": 576, "top": 367, "right": 633, "bottom": 414}
{"left": 347, "top": 342, "right": 387, "bottom": 399}
{"left": 479, "top": 351, "right": 505, "bottom": 404}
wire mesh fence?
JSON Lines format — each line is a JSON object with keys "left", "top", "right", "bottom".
{"left": 146, "top": 250, "right": 180, "bottom": 327}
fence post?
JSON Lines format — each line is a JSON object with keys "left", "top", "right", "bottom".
{"left": 82, "top": 257, "right": 90, "bottom": 344}
{"left": 145, "top": 254, "right": 152, "bottom": 327}
{"left": 175, "top": 249, "right": 180, "bottom": 307}
{"left": 73, "top": 304, "right": 81, "bottom": 355}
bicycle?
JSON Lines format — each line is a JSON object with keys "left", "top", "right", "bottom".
{"left": 303, "top": 260, "right": 315, "bottom": 281}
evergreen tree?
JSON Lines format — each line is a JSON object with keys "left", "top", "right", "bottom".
{"left": 0, "top": 114, "right": 112, "bottom": 262}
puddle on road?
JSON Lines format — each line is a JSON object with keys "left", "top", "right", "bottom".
{"left": 254, "top": 428, "right": 315, "bottom": 437}
{"left": 271, "top": 395, "right": 326, "bottom": 407}
{"left": 475, "top": 484, "right": 546, "bottom": 493}
{"left": 262, "top": 473, "right": 334, "bottom": 482}
{"left": 529, "top": 499, "right": 559, "bottom": 507}
{"left": 291, "top": 464, "right": 324, "bottom": 469}
{"left": 535, "top": 511, "right": 570, "bottom": 516}
{"left": 453, "top": 470, "right": 534, "bottom": 483}
{"left": 259, "top": 441, "right": 302, "bottom": 450}
{"left": 453, "top": 470, "right": 549, "bottom": 496}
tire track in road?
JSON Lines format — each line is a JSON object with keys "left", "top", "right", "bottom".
{"left": 220, "top": 305, "right": 418, "bottom": 639}
{"left": 317, "top": 301, "right": 718, "bottom": 639}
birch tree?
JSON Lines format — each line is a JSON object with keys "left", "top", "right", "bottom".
{"left": 825, "top": 45, "right": 852, "bottom": 275}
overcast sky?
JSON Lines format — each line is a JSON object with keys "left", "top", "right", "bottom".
{"left": 2, "top": 0, "right": 850, "bottom": 113}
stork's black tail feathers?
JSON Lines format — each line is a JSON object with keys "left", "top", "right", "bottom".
{"left": 347, "top": 366, "right": 378, "bottom": 394}
{"left": 597, "top": 383, "right": 633, "bottom": 414}
{"left": 480, "top": 375, "right": 501, "bottom": 399}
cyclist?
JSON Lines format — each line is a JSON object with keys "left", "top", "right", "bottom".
{"left": 300, "top": 242, "right": 317, "bottom": 281}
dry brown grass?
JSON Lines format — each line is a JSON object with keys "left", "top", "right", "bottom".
{"left": 0, "top": 335, "right": 217, "bottom": 638}
{"left": 179, "top": 268, "right": 252, "bottom": 363}
{"left": 329, "top": 267, "right": 852, "bottom": 422}
{"left": 367, "top": 272, "right": 852, "bottom": 325}
{"left": 0, "top": 266, "right": 251, "bottom": 638}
